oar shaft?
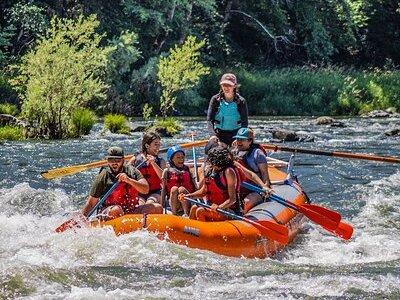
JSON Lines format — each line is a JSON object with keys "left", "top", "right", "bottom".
{"left": 263, "top": 144, "right": 400, "bottom": 164}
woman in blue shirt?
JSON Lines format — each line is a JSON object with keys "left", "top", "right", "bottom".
{"left": 207, "top": 73, "right": 248, "bottom": 146}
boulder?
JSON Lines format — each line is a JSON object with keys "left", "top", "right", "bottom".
{"left": 315, "top": 116, "right": 334, "bottom": 125}
{"left": 271, "top": 129, "right": 299, "bottom": 142}
{"left": 362, "top": 110, "right": 390, "bottom": 118}
{"left": 0, "top": 114, "right": 19, "bottom": 126}
{"left": 384, "top": 128, "right": 400, "bottom": 137}
{"left": 130, "top": 125, "right": 147, "bottom": 132}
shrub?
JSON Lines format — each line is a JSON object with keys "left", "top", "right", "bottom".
{"left": 0, "top": 103, "right": 19, "bottom": 116}
{"left": 0, "top": 126, "right": 24, "bottom": 140}
{"left": 151, "top": 117, "right": 182, "bottom": 135}
{"left": 104, "top": 113, "right": 130, "bottom": 134}
{"left": 70, "top": 108, "right": 97, "bottom": 137}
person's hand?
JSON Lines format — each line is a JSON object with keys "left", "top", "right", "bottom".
{"left": 210, "top": 135, "right": 219, "bottom": 143}
{"left": 116, "top": 173, "right": 130, "bottom": 183}
{"left": 210, "top": 203, "right": 219, "bottom": 212}
{"left": 146, "top": 154, "right": 156, "bottom": 164}
{"left": 262, "top": 186, "right": 273, "bottom": 196}
{"left": 178, "top": 193, "right": 186, "bottom": 202}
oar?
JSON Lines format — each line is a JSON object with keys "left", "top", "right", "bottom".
{"left": 42, "top": 139, "right": 208, "bottom": 180}
{"left": 262, "top": 144, "right": 400, "bottom": 164}
{"left": 241, "top": 182, "right": 353, "bottom": 240}
{"left": 190, "top": 132, "right": 199, "bottom": 182}
{"left": 55, "top": 181, "right": 120, "bottom": 233}
{"left": 241, "top": 182, "right": 341, "bottom": 231}
{"left": 185, "top": 197, "right": 289, "bottom": 244}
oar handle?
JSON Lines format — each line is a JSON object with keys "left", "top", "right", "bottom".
{"left": 87, "top": 181, "right": 119, "bottom": 217}
{"left": 262, "top": 144, "right": 400, "bottom": 164}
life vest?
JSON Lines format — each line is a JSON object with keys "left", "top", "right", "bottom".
{"left": 165, "top": 165, "right": 195, "bottom": 194}
{"left": 135, "top": 154, "right": 162, "bottom": 194}
{"left": 237, "top": 143, "right": 268, "bottom": 177}
{"left": 104, "top": 182, "right": 139, "bottom": 211}
{"left": 236, "top": 144, "right": 268, "bottom": 195}
{"left": 204, "top": 167, "right": 242, "bottom": 212}
{"left": 214, "top": 100, "right": 241, "bottom": 131}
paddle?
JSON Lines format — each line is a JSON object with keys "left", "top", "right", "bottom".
{"left": 241, "top": 182, "right": 353, "bottom": 240}
{"left": 185, "top": 197, "right": 289, "bottom": 244}
{"left": 42, "top": 139, "right": 208, "bottom": 180}
{"left": 55, "top": 181, "right": 120, "bottom": 233}
{"left": 241, "top": 182, "right": 341, "bottom": 231}
{"left": 190, "top": 133, "right": 199, "bottom": 182}
{"left": 262, "top": 144, "right": 400, "bottom": 164}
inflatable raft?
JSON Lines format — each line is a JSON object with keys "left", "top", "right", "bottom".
{"left": 90, "top": 162, "right": 308, "bottom": 259}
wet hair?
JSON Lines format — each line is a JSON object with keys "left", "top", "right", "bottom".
{"left": 141, "top": 131, "right": 161, "bottom": 154}
{"left": 207, "top": 146, "right": 233, "bottom": 169}
{"left": 204, "top": 139, "right": 219, "bottom": 155}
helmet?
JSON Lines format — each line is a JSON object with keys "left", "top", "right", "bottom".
{"left": 167, "top": 145, "right": 185, "bottom": 163}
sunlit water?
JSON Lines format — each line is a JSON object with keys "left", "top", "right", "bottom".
{"left": 0, "top": 116, "right": 399, "bottom": 299}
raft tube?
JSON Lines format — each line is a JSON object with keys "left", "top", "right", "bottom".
{"left": 91, "top": 166, "right": 307, "bottom": 258}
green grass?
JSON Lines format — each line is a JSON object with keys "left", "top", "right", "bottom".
{"left": 0, "top": 126, "right": 24, "bottom": 140}
{"left": 70, "top": 108, "right": 97, "bottom": 137}
{"left": 104, "top": 114, "right": 130, "bottom": 134}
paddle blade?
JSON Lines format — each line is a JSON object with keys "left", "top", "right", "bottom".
{"left": 332, "top": 221, "right": 353, "bottom": 240}
{"left": 42, "top": 165, "right": 89, "bottom": 180}
{"left": 297, "top": 204, "right": 341, "bottom": 231}
{"left": 249, "top": 219, "right": 289, "bottom": 244}
{"left": 55, "top": 213, "right": 88, "bottom": 233}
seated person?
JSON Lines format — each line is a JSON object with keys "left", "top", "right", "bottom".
{"left": 82, "top": 146, "right": 162, "bottom": 220}
{"left": 160, "top": 145, "right": 197, "bottom": 216}
{"left": 183, "top": 146, "right": 242, "bottom": 221}
{"left": 129, "top": 131, "right": 166, "bottom": 205}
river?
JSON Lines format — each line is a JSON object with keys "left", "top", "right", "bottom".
{"left": 0, "top": 116, "right": 399, "bottom": 299}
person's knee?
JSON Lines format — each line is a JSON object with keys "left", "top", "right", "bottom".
{"left": 170, "top": 186, "right": 179, "bottom": 195}
{"left": 177, "top": 186, "right": 187, "bottom": 194}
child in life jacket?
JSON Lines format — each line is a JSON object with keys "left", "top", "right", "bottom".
{"left": 129, "top": 131, "right": 166, "bottom": 205}
{"left": 181, "top": 146, "right": 242, "bottom": 221}
{"left": 160, "top": 145, "right": 197, "bottom": 216}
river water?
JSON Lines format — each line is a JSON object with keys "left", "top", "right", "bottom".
{"left": 0, "top": 116, "right": 399, "bottom": 299}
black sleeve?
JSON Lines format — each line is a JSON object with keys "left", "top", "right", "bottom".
{"left": 207, "top": 95, "right": 219, "bottom": 134}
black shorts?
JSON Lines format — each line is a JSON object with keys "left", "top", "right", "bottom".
{"left": 216, "top": 128, "right": 240, "bottom": 146}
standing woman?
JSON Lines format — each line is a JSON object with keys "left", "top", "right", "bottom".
{"left": 129, "top": 131, "right": 166, "bottom": 205}
{"left": 207, "top": 73, "right": 248, "bottom": 146}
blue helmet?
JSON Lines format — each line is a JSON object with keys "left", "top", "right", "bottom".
{"left": 167, "top": 145, "right": 185, "bottom": 163}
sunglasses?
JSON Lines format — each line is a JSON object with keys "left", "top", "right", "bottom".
{"left": 107, "top": 158, "right": 123, "bottom": 163}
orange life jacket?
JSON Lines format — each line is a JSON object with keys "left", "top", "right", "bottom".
{"left": 204, "top": 167, "right": 242, "bottom": 212}
{"left": 104, "top": 182, "right": 139, "bottom": 211}
{"left": 165, "top": 165, "right": 196, "bottom": 194}
{"left": 136, "top": 155, "right": 162, "bottom": 194}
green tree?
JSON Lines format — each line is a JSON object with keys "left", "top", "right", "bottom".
{"left": 11, "top": 14, "right": 111, "bottom": 139}
{"left": 157, "top": 35, "right": 210, "bottom": 117}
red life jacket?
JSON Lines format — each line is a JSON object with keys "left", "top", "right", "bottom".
{"left": 136, "top": 155, "right": 162, "bottom": 194}
{"left": 104, "top": 182, "right": 139, "bottom": 211}
{"left": 165, "top": 165, "right": 195, "bottom": 194}
{"left": 205, "top": 167, "right": 241, "bottom": 207}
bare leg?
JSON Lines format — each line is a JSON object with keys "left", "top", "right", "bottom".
{"left": 169, "top": 186, "right": 182, "bottom": 215}
{"left": 101, "top": 205, "right": 124, "bottom": 220}
{"left": 133, "top": 203, "right": 163, "bottom": 214}
{"left": 177, "top": 186, "right": 190, "bottom": 215}
{"left": 145, "top": 193, "right": 161, "bottom": 204}
{"left": 243, "top": 192, "right": 263, "bottom": 213}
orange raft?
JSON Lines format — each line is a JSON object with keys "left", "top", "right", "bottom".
{"left": 91, "top": 165, "right": 308, "bottom": 259}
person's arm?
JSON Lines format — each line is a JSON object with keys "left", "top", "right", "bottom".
{"left": 239, "top": 97, "right": 248, "bottom": 128}
{"left": 160, "top": 169, "right": 168, "bottom": 210}
{"left": 207, "top": 96, "right": 218, "bottom": 135}
{"left": 216, "top": 168, "right": 237, "bottom": 210}
{"left": 81, "top": 195, "right": 99, "bottom": 217}
{"left": 233, "top": 161, "right": 265, "bottom": 187}
{"left": 184, "top": 184, "right": 206, "bottom": 199}
{"left": 117, "top": 173, "right": 149, "bottom": 194}
{"left": 147, "top": 155, "right": 164, "bottom": 179}
{"left": 258, "top": 162, "right": 271, "bottom": 188}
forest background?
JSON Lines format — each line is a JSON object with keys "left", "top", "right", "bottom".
{"left": 0, "top": 0, "right": 399, "bottom": 139}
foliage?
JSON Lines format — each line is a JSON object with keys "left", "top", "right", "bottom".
{"left": 70, "top": 108, "right": 97, "bottom": 137}
{"left": 150, "top": 117, "right": 182, "bottom": 135}
{"left": 6, "top": 2, "right": 49, "bottom": 57}
{"left": 0, "top": 103, "right": 18, "bottom": 115}
{"left": 158, "top": 36, "right": 210, "bottom": 117}
{"left": 104, "top": 30, "right": 141, "bottom": 115}
{"left": 0, "top": 24, "right": 14, "bottom": 65}
{"left": 104, "top": 113, "right": 130, "bottom": 134}
{"left": 11, "top": 15, "right": 110, "bottom": 139}
{"left": 0, "top": 125, "right": 23, "bottom": 140}
{"left": 142, "top": 103, "right": 153, "bottom": 120}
